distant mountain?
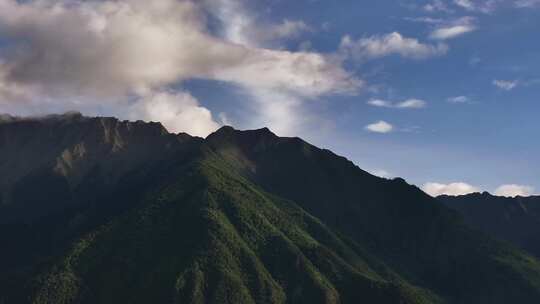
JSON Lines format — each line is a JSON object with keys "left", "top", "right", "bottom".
{"left": 2, "top": 114, "right": 540, "bottom": 304}
{"left": 440, "top": 192, "right": 540, "bottom": 257}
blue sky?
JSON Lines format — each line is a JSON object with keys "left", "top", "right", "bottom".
{"left": 0, "top": 0, "right": 538, "bottom": 196}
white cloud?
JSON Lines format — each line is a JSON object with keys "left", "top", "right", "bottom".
{"left": 431, "top": 25, "right": 476, "bottom": 40}
{"left": 448, "top": 96, "right": 470, "bottom": 103}
{"left": 218, "top": 112, "right": 232, "bottom": 126}
{"left": 515, "top": 0, "right": 540, "bottom": 7}
{"left": 422, "top": 182, "right": 481, "bottom": 196}
{"left": 396, "top": 99, "right": 426, "bottom": 108}
{"left": 494, "top": 184, "right": 535, "bottom": 197}
{"left": 430, "top": 17, "right": 477, "bottom": 40}
{"left": 263, "top": 20, "right": 312, "bottom": 42}
{"left": 340, "top": 32, "right": 448, "bottom": 61}
{"left": 128, "top": 90, "right": 219, "bottom": 137}
{"left": 452, "top": 0, "right": 540, "bottom": 12}
{"left": 493, "top": 79, "right": 519, "bottom": 90}
{"left": 203, "top": 0, "right": 359, "bottom": 135}
{"left": 368, "top": 98, "right": 426, "bottom": 109}
{"left": 454, "top": 0, "right": 501, "bottom": 13}
{"left": 0, "top": 0, "right": 360, "bottom": 136}
{"left": 454, "top": 0, "right": 475, "bottom": 10}
{"left": 423, "top": 182, "right": 535, "bottom": 197}
{"left": 369, "top": 169, "right": 394, "bottom": 179}
{"left": 368, "top": 99, "right": 393, "bottom": 108}
{"left": 404, "top": 17, "right": 444, "bottom": 24}
{"left": 204, "top": 0, "right": 311, "bottom": 47}
{"left": 424, "top": 0, "right": 453, "bottom": 12}
{"left": 366, "top": 120, "right": 394, "bottom": 133}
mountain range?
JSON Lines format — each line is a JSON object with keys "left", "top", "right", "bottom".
{"left": 1, "top": 113, "right": 540, "bottom": 304}
{"left": 441, "top": 193, "right": 540, "bottom": 258}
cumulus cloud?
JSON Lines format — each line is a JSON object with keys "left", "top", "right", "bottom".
{"left": 368, "top": 98, "right": 426, "bottom": 109}
{"left": 128, "top": 91, "right": 220, "bottom": 137}
{"left": 422, "top": 182, "right": 481, "bottom": 196}
{"left": 0, "top": 0, "right": 359, "bottom": 136}
{"left": 365, "top": 120, "right": 393, "bottom": 133}
{"left": 494, "top": 184, "right": 535, "bottom": 197}
{"left": 0, "top": 0, "right": 207, "bottom": 96}
{"left": 340, "top": 32, "right": 448, "bottom": 61}
{"left": 493, "top": 79, "right": 519, "bottom": 90}
{"left": 201, "top": 0, "right": 360, "bottom": 135}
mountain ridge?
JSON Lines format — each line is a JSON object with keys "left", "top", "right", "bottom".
{"left": 440, "top": 192, "right": 540, "bottom": 258}
{"left": 2, "top": 113, "right": 540, "bottom": 304}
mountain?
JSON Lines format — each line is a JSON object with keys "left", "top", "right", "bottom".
{"left": 2, "top": 113, "right": 540, "bottom": 304}
{"left": 440, "top": 192, "right": 540, "bottom": 258}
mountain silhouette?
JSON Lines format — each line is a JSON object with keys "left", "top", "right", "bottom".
{"left": 440, "top": 192, "right": 540, "bottom": 258}
{"left": 2, "top": 114, "right": 540, "bottom": 304}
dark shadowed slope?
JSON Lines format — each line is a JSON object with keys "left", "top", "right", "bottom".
{"left": 206, "top": 127, "right": 540, "bottom": 304}
{"left": 440, "top": 193, "right": 540, "bottom": 257}
{"left": 2, "top": 115, "right": 540, "bottom": 303}
{"left": 0, "top": 112, "right": 199, "bottom": 222}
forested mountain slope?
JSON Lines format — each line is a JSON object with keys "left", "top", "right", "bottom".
{"left": 1, "top": 114, "right": 540, "bottom": 303}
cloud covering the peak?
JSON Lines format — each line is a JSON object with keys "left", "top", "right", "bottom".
{"left": 0, "top": 0, "right": 360, "bottom": 136}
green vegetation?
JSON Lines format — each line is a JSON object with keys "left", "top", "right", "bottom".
{"left": 2, "top": 118, "right": 540, "bottom": 303}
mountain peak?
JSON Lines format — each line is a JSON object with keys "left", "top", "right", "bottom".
{"left": 209, "top": 125, "right": 236, "bottom": 136}
{"left": 210, "top": 125, "right": 276, "bottom": 136}
{"left": 206, "top": 125, "right": 278, "bottom": 146}
{"left": 3, "top": 114, "right": 540, "bottom": 304}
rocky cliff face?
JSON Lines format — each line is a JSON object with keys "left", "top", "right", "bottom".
{"left": 0, "top": 112, "right": 199, "bottom": 222}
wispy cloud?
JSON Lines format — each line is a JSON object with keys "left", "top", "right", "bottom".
{"left": 454, "top": 0, "right": 475, "bottom": 10}
{"left": 368, "top": 98, "right": 427, "bottom": 109}
{"left": 369, "top": 169, "right": 394, "bottom": 179}
{"left": 452, "top": 0, "right": 540, "bottom": 13}
{"left": 424, "top": 0, "right": 453, "bottom": 12}
{"left": 368, "top": 99, "right": 393, "bottom": 107}
{"left": 365, "top": 120, "right": 394, "bottom": 133}
{"left": 453, "top": 0, "right": 500, "bottom": 14}
{"left": 404, "top": 17, "right": 444, "bottom": 24}
{"left": 423, "top": 182, "right": 481, "bottom": 196}
{"left": 447, "top": 96, "right": 470, "bottom": 103}
{"left": 493, "top": 79, "right": 519, "bottom": 90}
{"left": 494, "top": 184, "right": 535, "bottom": 197}
{"left": 515, "top": 0, "right": 540, "bottom": 8}
{"left": 430, "top": 17, "right": 477, "bottom": 40}
{"left": 340, "top": 32, "right": 448, "bottom": 61}
{"left": 431, "top": 25, "right": 476, "bottom": 40}
{"left": 397, "top": 99, "right": 427, "bottom": 108}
